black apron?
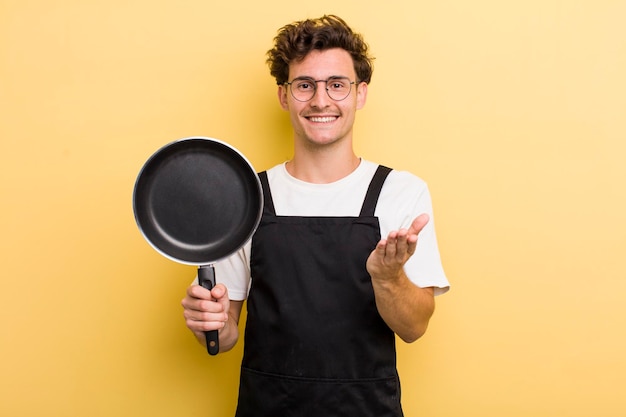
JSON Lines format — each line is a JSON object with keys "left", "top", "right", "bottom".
{"left": 235, "top": 165, "right": 403, "bottom": 417}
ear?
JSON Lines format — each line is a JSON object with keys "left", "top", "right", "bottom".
{"left": 278, "top": 84, "right": 289, "bottom": 110}
{"left": 356, "top": 82, "right": 368, "bottom": 110}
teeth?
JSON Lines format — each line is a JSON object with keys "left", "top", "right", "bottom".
{"left": 309, "top": 116, "right": 336, "bottom": 123}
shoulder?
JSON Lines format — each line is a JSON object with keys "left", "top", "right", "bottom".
{"left": 385, "top": 167, "right": 428, "bottom": 188}
{"left": 262, "top": 162, "right": 285, "bottom": 180}
{"left": 357, "top": 160, "right": 427, "bottom": 188}
{"left": 380, "top": 165, "right": 430, "bottom": 203}
{"left": 373, "top": 164, "right": 434, "bottom": 228}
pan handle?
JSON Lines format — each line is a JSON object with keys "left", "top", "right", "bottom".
{"left": 198, "top": 265, "right": 220, "bottom": 355}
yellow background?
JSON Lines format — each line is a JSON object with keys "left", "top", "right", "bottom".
{"left": 2, "top": 1, "right": 625, "bottom": 416}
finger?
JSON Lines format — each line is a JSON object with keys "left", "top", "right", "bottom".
{"left": 406, "top": 234, "right": 418, "bottom": 256}
{"left": 183, "top": 307, "right": 212, "bottom": 322}
{"left": 408, "top": 213, "right": 430, "bottom": 236}
{"left": 185, "top": 312, "right": 227, "bottom": 332}
{"left": 197, "top": 298, "right": 226, "bottom": 314}
{"left": 186, "top": 307, "right": 227, "bottom": 322}
{"left": 395, "top": 229, "right": 410, "bottom": 259}
{"left": 384, "top": 231, "right": 398, "bottom": 259}
{"left": 183, "top": 303, "right": 228, "bottom": 329}
{"left": 187, "top": 284, "right": 213, "bottom": 300}
{"left": 373, "top": 239, "right": 387, "bottom": 256}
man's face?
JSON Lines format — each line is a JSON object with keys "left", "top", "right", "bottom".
{"left": 278, "top": 48, "right": 368, "bottom": 148}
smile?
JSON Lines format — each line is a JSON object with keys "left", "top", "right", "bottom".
{"left": 307, "top": 116, "right": 338, "bottom": 123}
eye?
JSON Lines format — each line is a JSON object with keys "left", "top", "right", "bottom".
{"left": 327, "top": 77, "right": 349, "bottom": 91}
{"left": 294, "top": 79, "right": 315, "bottom": 91}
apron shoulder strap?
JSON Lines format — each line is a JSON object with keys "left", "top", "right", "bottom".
{"left": 359, "top": 165, "right": 392, "bottom": 217}
{"left": 258, "top": 171, "right": 276, "bottom": 216}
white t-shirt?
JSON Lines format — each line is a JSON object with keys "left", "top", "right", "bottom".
{"left": 212, "top": 159, "right": 450, "bottom": 300}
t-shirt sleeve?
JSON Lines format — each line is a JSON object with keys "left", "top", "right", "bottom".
{"left": 192, "top": 241, "right": 252, "bottom": 301}
{"left": 376, "top": 171, "right": 450, "bottom": 296}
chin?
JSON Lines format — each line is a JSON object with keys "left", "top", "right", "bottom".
{"left": 305, "top": 136, "right": 342, "bottom": 147}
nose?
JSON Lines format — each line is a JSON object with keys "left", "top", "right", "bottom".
{"left": 309, "top": 80, "right": 331, "bottom": 107}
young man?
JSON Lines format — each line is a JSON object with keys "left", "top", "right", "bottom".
{"left": 182, "top": 15, "right": 449, "bottom": 416}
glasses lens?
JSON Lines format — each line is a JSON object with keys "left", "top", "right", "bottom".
{"left": 291, "top": 79, "right": 316, "bottom": 101}
{"left": 326, "top": 77, "right": 352, "bottom": 101}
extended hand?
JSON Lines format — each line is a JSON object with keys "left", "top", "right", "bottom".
{"left": 366, "top": 213, "right": 430, "bottom": 282}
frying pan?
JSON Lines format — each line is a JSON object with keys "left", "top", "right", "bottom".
{"left": 133, "top": 137, "right": 262, "bottom": 355}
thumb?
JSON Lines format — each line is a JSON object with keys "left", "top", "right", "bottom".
{"left": 409, "top": 213, "right": 430, "bottom": 236}
{"left": 210, "top": 283, "right": 228, "bottom": 301}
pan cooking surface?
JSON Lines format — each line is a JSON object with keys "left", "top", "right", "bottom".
{"left": 134, "top": 138, "right": 262, "bottom": 264}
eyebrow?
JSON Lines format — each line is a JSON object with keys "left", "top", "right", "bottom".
{"left": 291, "top": 75, "right": 350, "bottom": 81}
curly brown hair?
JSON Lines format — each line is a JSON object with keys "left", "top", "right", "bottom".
{"left": 266, "top": 15, "right": 374, "bottom": 86}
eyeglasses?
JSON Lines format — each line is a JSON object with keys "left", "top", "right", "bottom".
{"left": 285, "top": 76, "right": 357, "bottom": 102}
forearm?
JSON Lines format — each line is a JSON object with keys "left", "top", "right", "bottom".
{"left": 371, "top": 272, "right": 435, "bottom": 343}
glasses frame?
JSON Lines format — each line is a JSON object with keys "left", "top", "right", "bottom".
{"left": 285, "top": 76, "right": 357, "bottom": 102}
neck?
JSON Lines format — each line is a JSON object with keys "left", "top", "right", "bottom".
{"left": 286, "top": 143, "right": 360, "bottom": 184}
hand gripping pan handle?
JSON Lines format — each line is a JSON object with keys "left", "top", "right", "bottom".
{"left": 198, "top": 265, "right": 219, "bottom": 355}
